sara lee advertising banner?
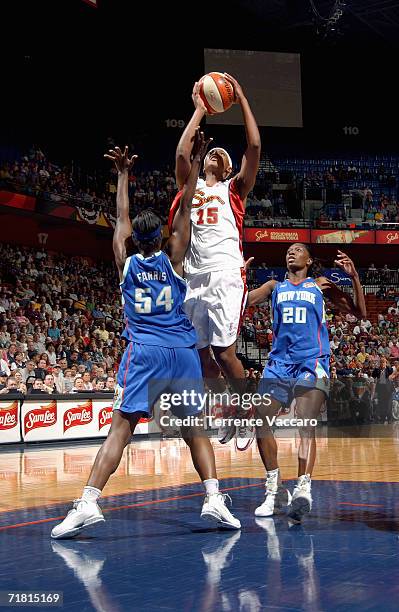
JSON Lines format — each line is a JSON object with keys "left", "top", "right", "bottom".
{"left": 20, "top": 398, "right": 123, "bottom": 442}
{"left": 0, "top": 399, "right": 21, "bottom": 443}
{"left": 0, "top": 396, "right": 160, "bottom": 444}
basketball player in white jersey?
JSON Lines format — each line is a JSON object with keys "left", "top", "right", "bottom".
{"left": 169, "top": 73, "right": 261, "bottom": 446}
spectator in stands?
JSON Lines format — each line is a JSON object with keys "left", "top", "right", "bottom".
{"left": 95, "top": 379, "right": 105, "bottom": 391}
{"left": 48, "top": 320, "right": 61, "bottom": 341}
{"left": 360, "top": 317, "right": 372, "bottom": 332}
{"left": 45, "top": 343, "right": 57, "bottom": 365}
{"left": 29, "top": 378, "right": 46, "bottom": 394}
{"left": 43, "top": 373, "right": 56, "bottom": 393}
{"left": 82, "top": 371, "right": 93, "bottom": 391}
{"left": 34, "top": 358, "right": 48, "bottom": 381}
{"left": 52, "top": 365, "right": 65, "bottom": 393}
{"left": 71, "top": 376, "right": 85, "bottom": 393}
{"left": 10, "top": 351, "right": 27, "bottom": 371}
{"left": 0, "top": 376, "right": 23, "bottom": 396}
{"left": 372, "top": 357, "right": 394, "bottom": 423}
{"left": 63, "top": 369, "right": 74, "bottom": 393}
{"left": 68, "top": 350, "right": 80, "bottom": 368}
{"left": 105, "top": 377, "right": 115, "bottom": 392}
{"left": 0, "top": 371, "right": 7, "bottom": 391}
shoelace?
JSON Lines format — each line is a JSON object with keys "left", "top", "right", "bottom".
{"left": 265, "top": 481, "right": 278, "bottom": 495}
{"left": 218, "top": 492, "right": 233, "bottom": 506}
{"left": 68, "top": 498, "right": 86, "bottom": 514}
{"left": 236, "top": 407, "right": 255, "bottom": 438}
{"left": 237, "top": 424, "right": 252, "bottom": 438}
{"left": 296, "top": 476, "right": 311, "bottom": 491}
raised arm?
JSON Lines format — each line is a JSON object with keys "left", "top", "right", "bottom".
{"left": 166, "top": 129, "right": 211, "bottom": 275}
{"left": 247, "top": 280, "right": 278, "bottom": 307}
{"left": 175, "top": 82, "right": 207, "bottom": 189}
{"left": 104, "top": 146, "right": 137, "bottom": 280}
{"left": 316, "top": 250, "right": 367, "bottom": 318}
{"left": 224, "top": 73, "right": 261, "bottom": 200}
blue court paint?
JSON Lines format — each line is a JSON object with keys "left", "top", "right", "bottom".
{"left": 1, "top": 479, "right": 399, "bottom": 611}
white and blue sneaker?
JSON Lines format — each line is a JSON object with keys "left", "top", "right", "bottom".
{"left": 201, "top": 492, "right": 241, "bottom": 529}
{"left": 51, "top": 499, "right": 105, "bottom": 539}
{"left": 287, "top": 474, "right": 312, "bottom": 523}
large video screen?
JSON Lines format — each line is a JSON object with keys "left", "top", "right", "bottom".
{"left": 204, "top": 48, "right": 303, "bottom": 128}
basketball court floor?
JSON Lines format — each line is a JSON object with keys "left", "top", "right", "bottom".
{"left": 1, "top": 427, "right": 399, "bottom": 611}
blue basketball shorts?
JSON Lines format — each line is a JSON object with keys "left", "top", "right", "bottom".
{"left": 259, "top": 356, "right": 330, "bottom": 406}
{"left": 114, "top": 342, "right": 204, "bottom": 417}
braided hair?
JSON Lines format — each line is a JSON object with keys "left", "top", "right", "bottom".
{"left": 287, "top": 243, "right": 324, "bottom": 278}
{"left": 303, "top": 244, "right": 324, "bottom": 278}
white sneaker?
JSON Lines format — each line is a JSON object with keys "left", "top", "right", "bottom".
{"left": 201, "top": 492, "right": 241, "bottom": 529}
{"left": 217, "top": 403, "right": 236, "bottom": 444}
{"left": 230, "top": 405, "right": 255, "bottom": 451}
{"left": 254, "top": 485, "right": 291, "bottom": 517}
{"left": 51, "top": 499, "right": 105, "bottom": 539}
{"left": 235, "top": 415, "right": 256, "bottom": 452}
{"left": 218, "top": 420, "right": 236, "bottom": 445}
{"left": 287, "top": 474, "right": 312, "bottom": 523}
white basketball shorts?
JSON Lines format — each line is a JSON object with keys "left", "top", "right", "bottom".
{"left": 184, "top": 268, "right": 248, "bottom": 350}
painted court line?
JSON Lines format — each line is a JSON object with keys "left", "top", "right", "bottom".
{"left": 0, "top": 482, "right": 264, "bottom": 531}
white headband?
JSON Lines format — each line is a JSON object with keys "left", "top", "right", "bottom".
{"left": 205, "top": 147, "right": 233, "bottom": 169}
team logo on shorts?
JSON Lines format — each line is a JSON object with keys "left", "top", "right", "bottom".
{"left": 113, "top": 384, "right": 124, "bottom": 411}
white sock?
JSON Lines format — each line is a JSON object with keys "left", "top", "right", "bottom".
{"left": 82, "top": 486, "right": 102, "bottom": 502}
{"left": 203, "top": 478, "right": 219, "bottom": 496}
{"left": 267, "top": 468, "right": 279, "bottom": 483}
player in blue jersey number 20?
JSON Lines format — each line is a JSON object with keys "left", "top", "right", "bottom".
{"left": 51, "top": 130, "right": 240, "bottom": 539}
{"left": 247, "top": 243, "right": 366, "bottom": 522}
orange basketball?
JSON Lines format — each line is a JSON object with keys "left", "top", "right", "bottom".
{"left": 199, "top": 72, "right": 235, "bottom": 115}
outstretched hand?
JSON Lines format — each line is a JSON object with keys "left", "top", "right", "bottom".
{"left": 191, "top": 127, "right": 213, "bottom": 161}
{"left": 104, "top": 146, "right": 137, "bottom": 173}
{"left": 192, "top": 81, "right": 208, "bottom": 114}
{"left": 223, "top": 73, "right": 244, "bottom": 103}
{"left": 334, "top": 250, "right": 358, "bottom": 278}
{"left": 244, "top": 257, "right": 254, "bottom": 271}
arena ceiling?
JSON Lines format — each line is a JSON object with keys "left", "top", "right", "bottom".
{"left": 231, "top": 0, "right": 399, "bottom": 45}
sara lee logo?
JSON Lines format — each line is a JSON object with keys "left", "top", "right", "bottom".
{"left": 24, "top": 401, "right": 57, "bottom": 434}
{"left": 64, "top": 400, "right": 93, "bottom": 433}
{"left": 98, "top": 406, "right": 113, "bottom": 430}
{"left": 387, "top": 232, "right": 399, "bottom": 244}
{"left": 0, "top": 401, "right": 18, "bottom": 430}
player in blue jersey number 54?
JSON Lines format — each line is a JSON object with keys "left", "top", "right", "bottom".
{"left": 248, "top": 243, "right": 366, "bottom": 522}
{"left": 51, "top": 130, "right": 240, "bottom": 539}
